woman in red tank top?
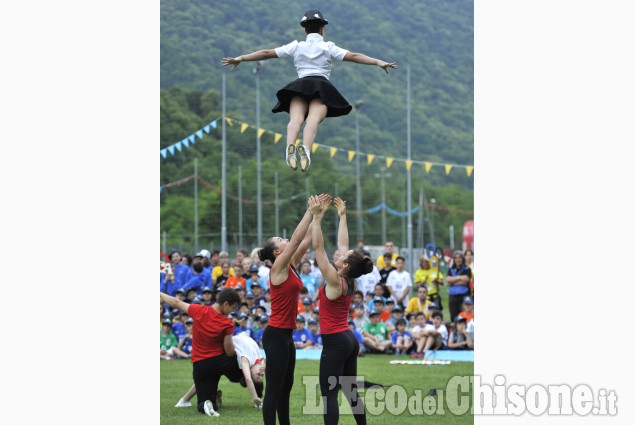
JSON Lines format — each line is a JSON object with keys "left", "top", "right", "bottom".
{"left": 309, "top": 196, "right": 374, "bottom": 425}
{"left": 259, "top": 193, "right": 329, "bottom": 425}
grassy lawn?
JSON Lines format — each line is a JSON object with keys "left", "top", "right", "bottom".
{"left": 161, "top": 353, "right": 474, "bottom": 424}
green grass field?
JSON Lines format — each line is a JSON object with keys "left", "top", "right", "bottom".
{"left": 161, "top": 352, "right": 474, "bottom": 424}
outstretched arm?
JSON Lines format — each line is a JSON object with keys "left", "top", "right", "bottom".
{"left": 221, "top": 49, "right": 278, "bottom": 71}
{"left": 309, "top": 195, "right": 339, "bottom": 289}
{"left": 342, "top": 52, "right": 398, "bottom": 74}
{"left": 291, "top": 224, "right": 313, "bottom": 270}
{"left": 333, "top": 197, "right": 349, "bottom": 254}
{"left": 241, "top": 357, "right": 262, "bottom": 405}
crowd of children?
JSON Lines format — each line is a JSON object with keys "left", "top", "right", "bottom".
{"left": 160, "top": 243, "right": 474, "bottom": 360}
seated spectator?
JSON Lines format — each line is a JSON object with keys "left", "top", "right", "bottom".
{"left": 386, "top": 305, "right": 409, "bottom": 333}
{"left": 426, "top": 302, "right": 441, "bottom": 324}
{"left": 171, "top": 309, "right": 188, "bottom": 341}
{"left": 250, "top": 281, "right": 266, "bottom": 306}
{"left": 349, "top": 319, "right": 366, "bottom": 357}
{"left": 253, "top": 305, "right": 267, "bottom": 322}
{"left": 448, "top": 316, "right": 474, "bottom": 350}
{"left": 225, "top": 264, "right": 246, "bottom": 289}
{"left": 212, "top": 252, "right": 235, "bottom": 283}
{"left": 234, "top": 312, "right": 256, "bottom": 339}
{"left": 458, "top": 296, "right": 474, "bottom": 322}
{"left": 364, "top": 291, "right": 374, "bottom": 305}
{"left": 292, "top": 316, "right": 313, "bottom": 349}
{"left": 185, "top": 287, "right": 198, "bottom": 303}
{"left": 261, "top": 289, "right": 271, "bottom": 315}
{"left": 182, "top": 262, "right": 207, "bottom": 296}
{"left": 255, "top": 314, "right": 269, "bottom": 347}
{"left": 405, "top": 285, "right": 432, "bottom": 318}
{"left": 307, "top": 318, "right": 323, "bottom": 349}
{"left": 200, "top": 286, "right": 214, "bottom": 306}
{"left": 352, "top": 303, "right": 369, "bottom": 333}
{"left": 372, "top": 297, "right": 391, "bottom": 323}
{"left": 241, "top": 257, "right": 254, "bottom": 280}
{"left": 299, "top": 260, "right": 320, "bottom": 301}
{"left": 368, "top": 286, "right": 387, "bottom": 311}
{"left": 362, "top": 311, "right": 392, "bottom": 354}
{"left": 298, "top": 296, "right": 313, "bottom": 322}
{"left": 245, "top": 291, "right": 257, "bottom": 313}
{"left": 296, "top": 287, "right": 312, "bottom": 314}
{"left": 410, "top": 312, "right": 426, "bottom": 346}
{"left": 173, "top": 317, "right": 194, "bottom": 359}
{"left": 215, "top": 261, "right": 233, "bottom": 287}
{"left": 174, "top": 288, "right": 187, "bottom": 303}
{"left": 412, "top": 311, "right": 448, "bottom": 359}
{"left": 160, "top": 318, "right": 178, "bottom": 360}
{"left": 466, "top": 318, "right": 474, "bottom": 342}
{"left": 235, "top": 285, "right": 246, "bottom": 304}
{"left": 245, "top": 264, "right": 265, "bottom": 292}
{"left": 391, "top": 318, "right": 413, "bottom": 355}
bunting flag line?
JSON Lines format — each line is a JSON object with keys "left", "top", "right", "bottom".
{"left": 159, "top": 115, "right": 473, "bottom": 177}
{"left": 160, "top": 175, "right": 473, "bottom": 216}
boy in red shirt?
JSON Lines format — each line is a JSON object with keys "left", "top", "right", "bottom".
{"left": 160, "top": 287, "right": 241, "bottom": 417}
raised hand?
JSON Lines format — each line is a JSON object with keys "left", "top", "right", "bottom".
{"left": 333, "top": 197, "right": 346, "bottom": 217}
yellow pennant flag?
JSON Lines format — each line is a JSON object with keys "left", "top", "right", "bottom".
{"left": 257, "top": 128, "right": 265, "bottom": 139}
{"left": 445, "top": 164, "right": 453, "bottom": 175}
{"left": 386, "top": 157, "right": 394, "bottom": 168}
{"left": 295, "top": 139, "right": 301, "bottom": 147}
{"left": 406, "top": 160, "right": 413, "bottom": 171}
{"left": 274, "top": 133, "right": 282, "bottom": 144}
{"left": 424, "top": 162, "right": 432, "bottom": 173}
{"left": 330, "top": 147, "right": 337, "bottom": 157}
{"left": 240, "top": 123, "right": 248, "bottom": 133}
{"left": 225, "top": 117, "right": 233, "bottom": 126}
{"left": 348, "top": 151, "right": 356, "bottom": 161}
{"left": 311, "top": 143, "right": 319, "bottom": 153}
{"left": 367, "top": 154, "right": 375, "bottom": 165}
{"left": 466, "top": 166, "right": 473, "bottom": 177}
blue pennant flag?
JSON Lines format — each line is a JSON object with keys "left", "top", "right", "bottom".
{"left": 160, "top": 149, "right": 167, "bottom": 159}
{"left": 203, "top": 125, "right": 210, "bottom": 134}
{"left": 367, "top": 203, "right": 386, "bottom": 214}
{"left": 168, "top": 146, "right": 175, "bottom": 155}
{"left": 188, "top": 134, "right": 196, "bottom": 144}
{"left": 182, "top": 139, "right": 189, "bottom": 148}
{"left": 211, "top": 120, "right": 217, "bottom": 129}
{"left": 175, "top": 142, "right": 182, "bottom": 152}
{"left": 196, "top": 130, "right": 204, "bottom": 139}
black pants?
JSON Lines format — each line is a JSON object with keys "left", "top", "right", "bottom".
{"left": 192, "top": 353, "right": 242, "bottom": 413}
{"left": 449, "top": 293, "right": 468, "bottom": 322}
{"left": 320, "top": 330, "right": 366, "bottom": 425}
{"left": 262, "top": 325, "right": 295, "bottom": 425}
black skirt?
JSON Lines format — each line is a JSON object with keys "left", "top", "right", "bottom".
{"left": 272, "top": 75, "right": 352, "bottom": 118}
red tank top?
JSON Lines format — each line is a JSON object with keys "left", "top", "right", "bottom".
{"left": 318, "top": 277, "right": 354, "bottom": 334}
{"left": 269, "top": 265, "right": 303, "bottom": 329}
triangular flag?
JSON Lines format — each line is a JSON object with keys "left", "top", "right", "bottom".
{"left": 367, "top": 154, "right": 374, "bottom": 165}
{"left": 203, "top": 125, "right": 210, "bottom": 134}
{"left": 330, "top": 147, "right": 337, "bottom": 157}
{"left": 406, "top": 160, "right": 413, "bottom": 170}
{"left": 188, "top": 135, "right": 196, "bottom": 144}
{"left": 386, "top": 157, "right": 394, "bottom": 168}
{"left": 311, "top": 143, "right": 319, "bottom": 153}
{"left": 182, "top": 139, "right": 189, "bottom": 148}
{"left": 160, "top": 149, "right": 167, "bottom": 159}
{"left": 211, "top": 120, "right": 217, "bottom": 129}
{"left": 274, "top": 133, "right": 282, "bottom": 144}
{"left": 295, "top": 139, "right": 301, "bottom": 147}
{"left": 425, "top": 162, "right": 432, "bottom": 173}
{"left": 196, "top": 130, "right": 204, "bottom": 139}
{"left": 168, "top": 146, "right": 175, "bottom": 155}
{"left": 445, "top": 164, "right": 452, "bottom": 175}
{"left": 241, "top": 123, "right": 248, "bottom": 133}
{"left": 348, "top": 151, "right": 356, "bottom": 161}
{"left": 175, "top": 142, "right": 182, "bottom": 152}
{"left": 226, "top": 117, "right": 233, "bottom": 126}
{"left": 257, "top": 128, "right": 265, "bottom": 139}
{"left": 466, "top": 166, "right": 473, "bottom": 177}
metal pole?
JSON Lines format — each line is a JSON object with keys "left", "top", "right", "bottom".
{"left": 238, "top": 165, "right": 243, "bottom": 247}
{"left": 221, "top": 73, "right": 227, "bottom": 253}
{"left": 194, "top": 157, "right": 198, "bottom": 253}
{"left": 417, "top": 187, "right": 424, "bottom": 248}
{"left": 430, "top": 198, "right": 436, "bottom": 247}
{"left": 355, "top": 102, "right": 363, "bottom": 242}
{"left": 162, "top": 230, "right": 167, "bottom": 254}
{"left": 381, "top": 168, "right": 387, "bottom": 243}
{"left": 255, "top": 66, "right": 263, "bottom": 246}
{"left": 449, "top": 224, "right": 455, "bottom": 251}
{"left": 406, "top": 65, "right": 413, "bottom": 275}
{"left": 275, "top": 171, "right": 279, "bottom": 236}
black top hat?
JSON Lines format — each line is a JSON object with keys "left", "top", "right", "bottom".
{"left": 300, "top": 10, "right": 328, "bottom": 27}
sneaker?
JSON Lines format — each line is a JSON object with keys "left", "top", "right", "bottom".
{"left": 410, "top": 353, "right": 419, "bottom": 358}
{"left": 216, "top": 390, "right": 223, "bottom": 410}
{"left": 285, "top": 144, "right": 297, "bottom": 171}
{"left": 297, "top": 144, "right": 311, "bottom": 172}
{"left": 204, "top": 400, "right": 220, "bottom": 417}
{"left": 175, "top": 398, "right": 191, "bottom": 408}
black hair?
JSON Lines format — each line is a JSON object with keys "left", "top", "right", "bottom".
{"left": 395, "top": 256, "right": 405, "bottom": 263}
{"left": 304, "top": 22, "right": 324, "bottom": 34}
{"left": 354, "top": 290, "right": 364, "bottom": 297}
{"left": 181, "top": 254, "right": 193, "bottom": 266}
{"left": 383, "top": 252, "right": 393, "bottom": 259}
{"left": 362, "top": 251, "right": 371, "bottom": 257}
{"left": 344, "top": 251, "right": 373, "bottom": 278}
{"left": 211, "top": 249, "right": 220, "bottom": 257}
{"left": 415, "top": 312, "right": 425, "bottom": 319}
{"left": 258, "top": 239, "right": 277, "bottom": 263}
{"left": 193, "top": 262, "right": 204, "bottom": 273}
{"left": 431, "top": 311, "right": 443, "bottom": 319}
{"left": 300, "top": 286, "right": 309, "bottom": 294}
{"left": 216, "top": 287, "right": 240, "bottom": 307}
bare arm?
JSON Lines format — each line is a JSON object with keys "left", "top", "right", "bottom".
{"left": 309, "top": 195, "right": 340, "bottom": 292}
{"left": 342, "top": 52, "right": 398, "bottom": 74}
{"left": 269, "top": 208, "right": 314, "bottom": 286}
{"left": 241, "top": 356, "right": 262, "bottom": 404}
{"left": 333, "top": 197, "right": 349, "bottom": 254}
{"left": 223, "top": 334, "right": 236, "bottom": 357}
{"left": 160, "top": 292, "right": 190, "bottom": 315}
{"left": 221, "top": 49, "right": 278, "bottom": 71}
{"left": 291, "top": 224, "right": 313, "bottom": 269}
